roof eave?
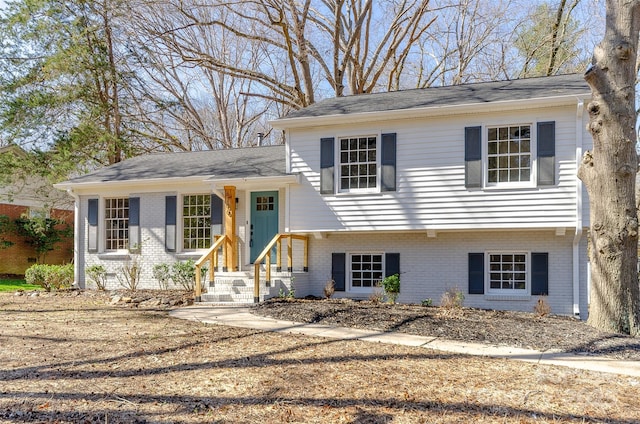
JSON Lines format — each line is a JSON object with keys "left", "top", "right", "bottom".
{"left": 54, "top": 175, "right": 212, "bottom": 192}
{"left": 271, "top": 93, "right": 592, "bottom": 129}
{"left": 206, "top": 174, "right": 299, "bottom": 186}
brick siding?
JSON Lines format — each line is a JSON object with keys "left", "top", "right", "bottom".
{"left": 0, "top": 204, "right": 74, "bottom": 276}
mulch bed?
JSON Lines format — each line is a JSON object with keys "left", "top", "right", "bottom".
{"left": 253, "top": 298, "right": 640, "bottom": 360}
{"left": 1, "top": 291, "right": 640, "bottom": 423}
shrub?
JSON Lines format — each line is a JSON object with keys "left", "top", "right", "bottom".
{"left": 380, "top": 274, "right": 400, "bottom": 304}
{"left": 440, "top": 287, "right": 465, "bottom": 309}
{"left": 152, "top": 263, "right": 171, "bottom": 290}
{"left": 14, "top": 216, "right": 72, "bottom": 263}
{"left": 117, "top": 256, "right": 142, "bottom": 291}
{"left": 86, "top": 265, "right": 107, "bottom": 290}
{"left": 534, "top": 297, "right": 551, "bottom": 317}
{"left": 172, "top": 260, "right": 195, "bottom": 291}
{"left": 25, "top": 264, "right": 47, "bottom": 288}
{"left": 323, "top": 279, "right": 335, "bottom": 299}
{"left": 171, "top": 260, "right": 207, "bottom": 291}
{"left": 25, "top": 264, "right": 74, "bottom": 291}
{"left": 368, "top": 290, "right": 384, "bottom": 304}
{"left": 421, "top": 298, "right": 433, "bottom": 307}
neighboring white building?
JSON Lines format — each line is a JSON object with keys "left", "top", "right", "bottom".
{"left": 56, "top": 74, "right": 592, "bottom": 317}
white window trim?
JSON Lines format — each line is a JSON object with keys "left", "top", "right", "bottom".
{"left": 336, "top": 133, "right": 381, "bottom": 195}
{"left": 347, "top": 251, "right": 385, "bottom": 293}
{"left": 485, "top": 251, "right": 531, "bottom": 296}
{"left": 483, "top": 122, "right": 537, "bottom": 189}
{"left": 180, "top": 193, "right": 212, "bottom": 253}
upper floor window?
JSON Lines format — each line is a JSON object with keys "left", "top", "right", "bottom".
{"left": 339, "top": 136, "right": 377, "bottom": 191}
{"left": 465, "top": 121, "right": 555, "bottom": 189}
{"left": 104, "top": 198, "right": 129, "bottom": 251}
{"left": 183, "top": 194, "right": 211, "bottom": 250}
{"left": 487, "top": 125, "right": 531, "bottom": 184}
{"left": 320, "top": 133, "right": 396, "bottom": 195}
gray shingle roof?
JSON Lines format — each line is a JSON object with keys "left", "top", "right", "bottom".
{"left": 282, "top": 74, "right": 590, "bottom": 119}
{"left": 62, "top": 145, "right": 286, "bottom": 184}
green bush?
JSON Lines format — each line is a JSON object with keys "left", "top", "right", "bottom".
{"left": 152, "top": 263, "right": 171, "bottom": 290}
{"left": 171, "top": 260, "right": 196, "bottom": 291}
{"left": 171, "top": 260, "right": 207, "bottom": 291}
{"left": 25, "top": 264, "right": 74, "bottom": 291}
{"left": 380, "top": 274, "right": 400, "bottom": 304}
{"left": 86, "top": 265, "right": 107, "bottom": 290}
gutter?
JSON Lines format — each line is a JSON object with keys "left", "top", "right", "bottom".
{"left": 573, "top": 98, "right": 585, "bottom": 317}
{"left": 66, "top": 189, "right": 82, "bottom": 289}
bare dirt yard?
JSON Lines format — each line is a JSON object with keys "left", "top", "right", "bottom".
{"left": 1, "top": 291, "right": 640, "bottom": 423}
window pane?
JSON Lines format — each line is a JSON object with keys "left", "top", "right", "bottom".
{"left": 104, "top": 198, "right": 129, "bottom": 251}
{"left": 489, "top": 253, "right": 527, "bottom": 292}
{"left": 487, "top": 125, "right": 532, "bottom": 184}
{"left": 338, "top": 135, "right": 378, "bottom": 191}
{"left": 183, "top": 195, "right": 212, "bottom": 250}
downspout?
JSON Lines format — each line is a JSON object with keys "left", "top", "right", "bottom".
{"left": 573, "top": 99, "right": 584, "bottom": 317}
{"left": 66, "top": 188, "right": 81, "bottom": 289}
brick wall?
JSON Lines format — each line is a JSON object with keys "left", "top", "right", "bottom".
{"left": 0, "top": 204, "right": 74, "bottom": 276}
{"left": 304, "top": 230, "right": 586, "bottom": 317}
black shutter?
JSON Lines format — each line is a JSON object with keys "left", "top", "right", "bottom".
{"left": 531, "top": 252, "right": 549, "bottom": 295}
{"left": 320, "top": 137, "right": 335, "bottom": 194}
{"left": 211, "top": 195, "right": 223, "bottom": 235}
{"left": 465, "top": 126, "right": 482, "bottom": 188}
{"left": 468, "top": 253, "right": 484, "bottom": 294}
{"left": 87, "top": 198, "right": 98, "bottom": 252}
{"left": 385, "top": 253, "right": 400, "bottom": 277}
{"left": 537, "top": 121, "right": 555, "bottom": 185}
{"left": 165, "top": 195, "right": 177, "bottom": 252}
{"left": 332, "top": 253, "right": 346, "bottom": 291}
{"left": 129, "top": 197, "right": 140, "bottom": 251}
{"left": 381, "top": 133, "right": 397, "bottom": 192}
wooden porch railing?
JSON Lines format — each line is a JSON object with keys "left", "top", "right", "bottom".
{"left": 253, "top": 234, "right": 309, "bottom": 303}
{"left": 194, "top": 234, "right": 231, "bottom": 302}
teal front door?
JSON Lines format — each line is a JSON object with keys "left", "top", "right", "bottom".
{"left": 250, "top": 191, "right": 279, "bottom": 263}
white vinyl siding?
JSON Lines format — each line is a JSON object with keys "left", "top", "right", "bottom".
{"left": 287, "top": 105, "right": 590, "bottom": 232}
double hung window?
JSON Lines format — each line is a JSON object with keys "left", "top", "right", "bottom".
{"left": 339, "top": 136, "right": 377, "bottom": 191}
{"left": 465, "top": 121, "right": 555, "bottom": 188}
{"left": 104, "top": 198, "right": 129, "bottom": 251}
{"left": 487, "top": 125, "right": 531, "bottom": 184}
{"left": 183, "top": 194, "right": 211, "bottom": 250}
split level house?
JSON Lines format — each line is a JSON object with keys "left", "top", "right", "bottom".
{"left": 55, "top": 73, "right": 592, "bottom": 318}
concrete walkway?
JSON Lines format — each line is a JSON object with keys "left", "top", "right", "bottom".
{"left": 170, "top": 304, "right": 640, "bottom": 377}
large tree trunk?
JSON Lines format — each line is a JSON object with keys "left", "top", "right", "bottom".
{"left": 577, "top": 0, "right": 640, "bottom": 336}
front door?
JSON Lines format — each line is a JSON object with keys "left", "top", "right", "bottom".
{"left": 250, "top": 191, "right": 279, "bottom": 263}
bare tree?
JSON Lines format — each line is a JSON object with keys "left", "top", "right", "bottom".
{"left": 136, "top": 0, "right": 435, "bottom": 110}
{"left": 123, "top": 2, "right": 273, "bottom": 150}
{"left": 577, "top": 0, "right": 640, "bottom": 336}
